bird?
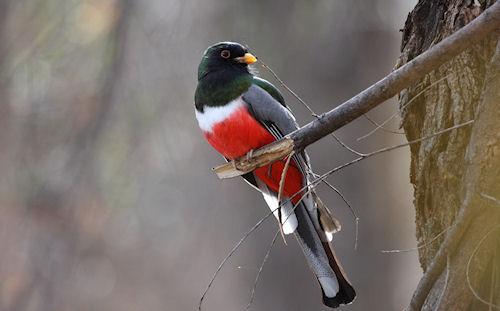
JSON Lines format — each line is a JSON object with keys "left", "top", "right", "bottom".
{"left": 194, "top": 42, "right": 356, "bottom": 308}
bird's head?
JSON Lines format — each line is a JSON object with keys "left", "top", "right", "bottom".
{"left": 198, "top": 42, "right": 257, "bottom": 80}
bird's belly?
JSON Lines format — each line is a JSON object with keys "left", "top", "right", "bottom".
{"left": 203, "top": 106, "right": 275, "bottom": 159}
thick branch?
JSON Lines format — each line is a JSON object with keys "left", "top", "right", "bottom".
{"left": 214, "top": 1, "right": 500, "bottom": 179}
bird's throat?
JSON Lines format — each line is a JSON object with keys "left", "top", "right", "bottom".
{"left": 195, "top": 71, "right": 252, "bottom": 110}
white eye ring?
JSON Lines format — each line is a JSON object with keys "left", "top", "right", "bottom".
{"left": 220, "top": 50, "right": 230, "bottom": 59}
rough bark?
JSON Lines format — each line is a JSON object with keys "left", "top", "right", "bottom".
{"left": 399, "top": 0, "right": 500, "bottom": 310}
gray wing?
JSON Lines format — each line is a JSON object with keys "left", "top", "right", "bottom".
{"left": 243, "top": 84, "right": 299, "bottom": 138}
{"left": 242, "top": 84, "right": 311, "bottom": 177}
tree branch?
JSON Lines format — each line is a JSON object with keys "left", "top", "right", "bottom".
{"left": 213, "top": 2, "right": 500, "bottom": 179}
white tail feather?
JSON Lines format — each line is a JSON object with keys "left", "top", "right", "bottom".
{"left": 255, "top": 178, "right": 298, "bottom": 234}
{"left": 319, "top": 276, "right": 340, "bottom": 298}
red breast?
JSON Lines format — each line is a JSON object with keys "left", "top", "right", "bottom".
{"left": 196, "top": 97, "right": 304, "bottom": 202}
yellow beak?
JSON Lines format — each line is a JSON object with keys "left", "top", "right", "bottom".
{"left": 237, "top": 53, "right": 257, "bottom": 64}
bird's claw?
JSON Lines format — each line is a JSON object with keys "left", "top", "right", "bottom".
{"left": 245, "top": 149, "right": 254, "bottom": 161}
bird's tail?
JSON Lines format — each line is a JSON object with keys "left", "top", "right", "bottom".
{"left": 293, "top": 198, "right": 356, "bottom": 308}
{"left": 320, "top": 241, "right": 356, "bottom": 307}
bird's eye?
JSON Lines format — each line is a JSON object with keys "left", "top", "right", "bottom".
{"left": 220, "top": 50, "right": 231, "bottom": 59}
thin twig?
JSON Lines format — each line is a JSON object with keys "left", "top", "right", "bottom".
{"left": 320, "top": 179, "right": 360, "bottom": 250}
{"left": 381, "top": 225, "right": 451, "bottom": 253}
{"left": 357, "top": 74, "right": 452, "bottom": 142}
{"left": 198, "top": 213, "right": 275, "bottom": 311}
{"left": 466, "top": 224, "right": 500, "bottom": 310}
{"left": 363, "top": 114, "right": 405, "bottom": 135}
{"left": 310, "top": 171, "right": 360, "bottom": 250}
{"left": 277, "top": 152, "right": 294, "bottom": 245}
{"left": 481, "top": 193, "right": 500, "bottom": 206}
{"left": 489, "top": 246, "right": 498, "bottom": 311}
{"left": 260, "top": 61, "right": 318, "bottom": 117}
{"left": 435, "top": 254, "right": 451, "bottom": 310}
{"left": 245, "top": 230, "right": 280, "bottom": 310}
{"left": 331, "top": 132, "right": 365, "bottom": 156}
{"left": 277, "top": 152, "right": 294, "bottom": 204}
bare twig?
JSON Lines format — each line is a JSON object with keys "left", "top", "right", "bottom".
{"left": 362, "top": 114, "right": 405, "bottom": 135}
{"left": 490, "top": 247, "right": 498, "bottom": 311}
{"left": 276, "top": 152, "right": 294, "bottom": 245}
{"left": 436, "top": 254, "right": 451, "bottom": 310}
{"left": 259, "top": 61, "right": 318, "bottom": 117}
{"left": 310, "top": 171, "right": 360, "bottom": 250}
{"left": 245, "top": 230, "right": 280, "bottom": 310}
{"left": 481, "top": 193, "right": 500, "bottom": 206}
{"left": 466, "top": 224, "right": 500, "bottom": 310}
{"left": 319, "top": 179, "right": 360, "bottom": 250}
{"left": 331, "top": 132, "right": 365, "bottom": 156}
{"left": 357, "top": 74, "right": 452, "bottom": 141}
{"left": 381, "top": 225, "right": 451, "bottom": 253}
{"left": 198, "top": 213, "right": 275, "bottom": 311}
{"left": 277, "top": 153, "right": 294, "bottom": 204}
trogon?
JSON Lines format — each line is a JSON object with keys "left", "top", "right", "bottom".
{"left": 194, "top": 42, "right": 356, "bottom": 308}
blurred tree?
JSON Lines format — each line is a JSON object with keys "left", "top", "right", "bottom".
{"left": 0, "top": 1, "right": 132, "bottom": 310}
{"left": 399, "top": 0, "right": 500, "bottom": 310}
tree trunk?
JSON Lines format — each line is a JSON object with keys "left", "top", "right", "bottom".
{"left": 399, "top": 0, "right": 500, "bottom": 310}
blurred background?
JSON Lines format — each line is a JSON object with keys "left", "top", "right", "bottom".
{"left": 0, "top": 0, "right": 422, "bottom": 310}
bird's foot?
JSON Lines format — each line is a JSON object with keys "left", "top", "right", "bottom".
{"left": 267, "top": 163, "right": 273, "bottom": 178}
{"left": 245, "top": 149, "right": 254, "bottom": 161}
